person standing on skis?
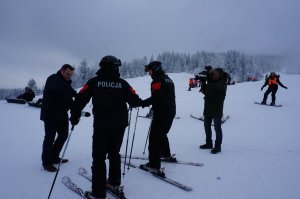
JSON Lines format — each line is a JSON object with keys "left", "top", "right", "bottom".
{"left": 261, "top": 72, "right": 287, "bottom": 106}
{"left": 139, "top": 61, "right": 177, "bottom": 172}
{"left": 70, "top": 55, "right": 141, "bottom": 199}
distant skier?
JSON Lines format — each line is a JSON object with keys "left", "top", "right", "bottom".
{"left": 260, "top": 72, "right": 287, "bottom": 106}
{"left": 187, "top": 78, "right": 194, "bottom": 91}
{"left": 16, "top": 87, "right": 35, "bottom": 102}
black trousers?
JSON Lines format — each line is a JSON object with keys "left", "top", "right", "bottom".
{"left": 91, "top": 128, "right": 125, "bottom": 198}
{"left": 204, "top": 116, "right": 223, "bottom": 147}
{"left": 148, "top": 115, "right": 174, "bottom": 169}
{"left": 42, "top": 121, "right": 69, "bottom": 165}
{"left": 263, "top": 87, "right": 278, "bottom": 103}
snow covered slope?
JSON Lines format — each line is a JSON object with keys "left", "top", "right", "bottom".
{"left": 0, "top": 73, "right": 299, "bottom": 199}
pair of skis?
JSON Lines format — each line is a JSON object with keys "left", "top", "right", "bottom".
{"left": 63, "top": 163, "right": 193, "bottom": 199}
{"left": 138, "top": 115, "right": 181, "bottom": 119}
{"left": 62, "top": 167, "right": 126, "bottom": 199}
{"left": 121, "top": 154, "right": 203, "bottom": 167}
{"left": 120, "top": 155, "right": 200, "bottom": 191}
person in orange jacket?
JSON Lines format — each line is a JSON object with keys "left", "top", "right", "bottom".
{"left": 261, "top": 72, "right": 287, "bottom": 106}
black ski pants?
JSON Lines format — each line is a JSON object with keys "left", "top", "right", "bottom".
{"left": 91, "top": 128, "right": 125, "bottom": 198}
{"left": 263, "top": 86, "right": 278, "bottom": 104}
{"left": 148, "top": 115, "right": 174, "bottom": 169}
{"left": 42, "top": 120, "right": 69, "bottom": 166}
{"left": 204, "top": 116, "right": 223, "bottom": 147}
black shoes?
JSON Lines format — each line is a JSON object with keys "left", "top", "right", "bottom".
{"left": 211, "top": 147, "right": 221, "bottom": 154}
{"left": 43, "top": 164, "right": 57, "bottom": 172}
{"left": 43, "top": 157, "right": 68, "bottom": 172}
{"left": 199, "top": 143, "right": 213, "bottom": 149}
{"left": 200, "top": 143, "right": 221, "bottom": 154}
{"left": 52, "top": 157, "right": 69, "bottom": 164}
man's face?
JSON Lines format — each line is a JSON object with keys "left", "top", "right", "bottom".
{"left": 148, "top": 69, "right": 153, "bottom": 76}
{"left": 61, "top": 68, "right": 74, "bottom": 81}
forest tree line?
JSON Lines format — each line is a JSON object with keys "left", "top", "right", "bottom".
{"left": 0, "top": 50, "right": 283, "bottom": 100}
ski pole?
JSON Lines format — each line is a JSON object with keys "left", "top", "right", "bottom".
{"left": 128, "top": 107, "right": 139, "bottom": 170}
{"left": 47, "top": 125, "right": 75, "bottom": 199}
{"left": 143, "top": 116, "right": 153, "bottom": 155}
{"left": 122, "top": 108, "right": 132, "bottom": 177}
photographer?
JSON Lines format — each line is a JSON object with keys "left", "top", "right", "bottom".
{"left": 199, "top": 68, "right": 227, "bottom": 154}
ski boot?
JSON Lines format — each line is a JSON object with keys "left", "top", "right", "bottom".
{"left": 140, "top": 163, "right": 166, "bottom": 178}
{"left": 106, "top": 183, "right": 126, "bottom": 199}
{"left": 161, "top": 154, "right": 177, "bottom": 162}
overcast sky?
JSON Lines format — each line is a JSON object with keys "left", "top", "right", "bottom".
{"left": 1, "top": 0, "right": 300, "bottom": 88}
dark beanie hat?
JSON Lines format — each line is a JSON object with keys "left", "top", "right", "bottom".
{"left": 144, "top": 61, "right": 162, "bottom": 73}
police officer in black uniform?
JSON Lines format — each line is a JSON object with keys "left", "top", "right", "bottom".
{"left": 70, "top": 55, "right": 141, "bottom": 199}
{"left": 140, "top": 61, "right": 176, "bottom": 171}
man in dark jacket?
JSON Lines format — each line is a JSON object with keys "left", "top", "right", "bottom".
{"left": 140, "top": 61, "right": 176, "bottom": 172}
{"left": 199, "top": 68, "right": 227, "bottom": 154}
{"left": 41, "top": 64, "right": 76, "bottom": 172}
{"left": 261, "top": 72, "right": 287, "bottom": 106}
{"left": 16, "top": 87, "right": 35, "bottom": 102}
{"left": 70, "top": 55, "right": 141, "bottom": 199}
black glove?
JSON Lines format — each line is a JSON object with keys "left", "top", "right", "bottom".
{"left": 284, "top": 86, "right": 288, "bottom": 89}
{"left": 70, "top": 116, "right": 80, "bottom": 126}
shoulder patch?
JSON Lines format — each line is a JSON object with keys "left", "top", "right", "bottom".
{"left": 79, "top": 84, "right": 89, "bottom": 93}
{"left": 151, "top": 82, "right": 161, "bottom": 91}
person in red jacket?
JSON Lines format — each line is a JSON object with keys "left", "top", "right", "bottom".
{"left": 261, "top": 72, "right": 287, "bottom": 106}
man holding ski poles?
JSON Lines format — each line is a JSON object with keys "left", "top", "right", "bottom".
{"left": 139, "top": 61, "right": 177, "bottom": 174}
{"left": 70, "top": 55, "right": 141, "bottom": 199}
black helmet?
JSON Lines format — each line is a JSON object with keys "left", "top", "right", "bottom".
{"left": 144, "top": 61, "right": 162, "bottom": 73}
{"left": 99, "top": 55, "right": 121, "bottom": 68}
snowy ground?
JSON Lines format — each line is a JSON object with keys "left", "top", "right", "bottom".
{"left": 0, "top": 73, "right": 299, "bottom": 199}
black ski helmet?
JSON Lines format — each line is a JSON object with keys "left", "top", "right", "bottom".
{"left": 144, "top": 61, "right": 162, "bottom": 73}
{"left": 99, "top": 55, "right": 121, "bottom": 68}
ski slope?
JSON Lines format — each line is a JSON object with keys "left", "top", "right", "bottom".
{"left": 0, "top": 73, "right": 299, "bottom": 199}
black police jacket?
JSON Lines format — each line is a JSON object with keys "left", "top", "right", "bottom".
{"left": 40, "top": 71, "right": 76, "bottom": 122}
{"left": 142, "top": 71, "right": 176, "bottom": 118}
{"left": 71, "top": 68, "right": 141, "bottom": 129}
